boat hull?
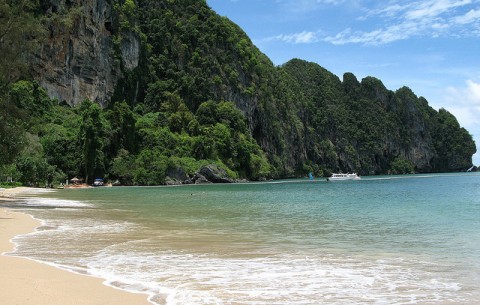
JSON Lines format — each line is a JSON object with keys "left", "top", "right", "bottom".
{"left": 328, "top": 173, "right": 360, "bottom": 181}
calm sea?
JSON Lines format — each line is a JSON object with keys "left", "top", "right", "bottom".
{"left": 8, "top": 173, "right": 480, "bottom": 304}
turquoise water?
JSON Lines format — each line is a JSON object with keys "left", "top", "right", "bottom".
{"left": 10, "top": 173, "right": 480, "bottom": 304}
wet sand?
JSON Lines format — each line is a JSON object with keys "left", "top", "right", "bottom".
{"left": 0, "top": 187, "right": 151, "bottom": 305}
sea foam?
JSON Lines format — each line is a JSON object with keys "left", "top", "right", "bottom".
{"left": 76, "top": 238, "right": 465, "bottom": 305}
{"left": 20, "top": 197, "right": 94, "bottom": 208}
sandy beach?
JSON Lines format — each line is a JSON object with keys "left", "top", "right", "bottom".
{"left": 0, "top": 187, "right": 151, "bottom": 305}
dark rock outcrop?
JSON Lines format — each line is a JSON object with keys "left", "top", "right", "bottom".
{"left": 166, "top": 166, "right": 234, "bottom": 184}
{"left": 193, "top": 173, "right": 212, "bottom": 184}
{"left": 166, "top": 167, "right": 188, "bottom": 183}
{"left": 199, "top": 164, "right": 233, "bottom": 183}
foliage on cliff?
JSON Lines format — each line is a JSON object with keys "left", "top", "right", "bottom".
{"left": 0, "top": 0, "right": 476, "bottom": 185}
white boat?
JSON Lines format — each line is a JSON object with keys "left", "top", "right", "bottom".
{"left": 327, "top": 173, "right": 360, "bottom": 181}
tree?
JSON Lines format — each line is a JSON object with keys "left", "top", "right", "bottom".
{"left": 106, "top": 101, "right": 136, "bottom": 154}
{"left": 79, "top": 100, "right": 108, "bottom": 184}
{"left": 133, "top": 149, "right": 168, "bottom": 185}
{"left": 9, "top": 80, "right": 53, "bottom": 116}
{"left": 13, "top": 131, "right": 64, "bottom": 186}
{"left": 40, "top": 122, "right": 79, "bottom": 178}
{"left": 0, "top": 98, "right": 25, "bottom": 165}
{"left": 391, "top": 157, "right": 414, "bottom": 174}
{"left": 0, "top": 0, "right": 45, "bottom": 91}
{"left": 111, "top": 149, "right": 135, "bottom": 185}
{"left": 432, "top": 108, "right": 476, "bottom": 171}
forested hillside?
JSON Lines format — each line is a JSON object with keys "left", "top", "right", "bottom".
{"left": 0, "top": 0, "right": 476, "bottom": 186}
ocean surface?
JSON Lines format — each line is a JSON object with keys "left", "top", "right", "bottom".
{"left": 7, "top": 173, "right": 480, "bottom": 304}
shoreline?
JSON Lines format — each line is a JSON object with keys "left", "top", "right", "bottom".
{"left": 0, "top": 187, "right": 152, "bottom": 305}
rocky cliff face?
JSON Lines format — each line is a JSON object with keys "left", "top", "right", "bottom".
{"left": 357, "top": 79, "right": 436, "bottom": 173}
{"left": 32, "top": 0, "right": 140, "bottom": 107}
{"left": 27, "top": 0, "right": 475, "bottom": 176}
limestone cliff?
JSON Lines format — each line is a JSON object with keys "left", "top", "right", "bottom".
{"left": 32, "top": 0, "right": 140, "bottom": 107}
{"left": 26, "top": 0, "right": 475, "bottom": 176}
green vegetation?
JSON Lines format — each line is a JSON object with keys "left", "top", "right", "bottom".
{"left": 0, "top": 78, "right": 269, "bottom": 185}
{"left": 0, "top": 0, "right": 45, "bottom": 91}
{"left": 0, "top": 0, "right": 476, "bottom": 186}
{"left": 390, "top": 157, "right": 415, "bottom": 174}
{"left": 0, "top": 181, "right": 22, "bottom": 188}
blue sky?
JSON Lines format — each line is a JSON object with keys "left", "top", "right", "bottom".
{"left": 207, "top": 0, "right": 480, "bottom": 165}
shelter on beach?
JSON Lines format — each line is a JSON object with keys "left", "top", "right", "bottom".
{"left": 70, "top": 177, "right": 82, "bottom": 185}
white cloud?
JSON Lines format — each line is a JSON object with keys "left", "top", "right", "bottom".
{"left": 268, "top": 31, "right": 320, "bottom": 44}
{"left": 445, "top": 79, "right": 480, "bottom": 126}
{"left": 319, "top": 0, "right": 346, "bottom": 4}
{"left": 265, "top": 0, "right": 480, "bottom": 45}
{"left": 325, "top": 18, "right": 425, "bottom": 45}
{"left": 443, "top": 79, "right": 480, "bottom": 163}
{"left": 454, "top": 9, "right": 480, "bottom": 24}
{"left": 325, "top": 0, "right": 480, "bottom": 45}
{"left": 275, "top": 0, "right": 346, "bottom": 14}
{"left": 364, "top": 0, "right": 474, "bottom": 20}
{"left": 464, "top": 80, "right": 480, "bottom": 104}
{"left": 446, "top": 80, "right": 480, "bottom": 105}
{"left": 360, "top": 3, "right": 409, "bottom": 20}
{"left": 405, "top": 0, "right": 472, "bottom": 20}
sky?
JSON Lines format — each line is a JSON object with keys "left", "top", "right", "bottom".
{"left": 207, "top": 0, "right": 480, "bottom": 165}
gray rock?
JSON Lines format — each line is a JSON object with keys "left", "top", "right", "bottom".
{"left": 166, "top": 167, "right": 188, "bottom": 182}
{"left": 199, "top": 164, "right": 233, "bottom": 183}
{"left": 183, "top": 178, "right": 195, "bottom": 185}
{"left": 193, "top": 173, "right": 211, "bottom": 184}
{"left": 165, "top": 178, "right": 182, "bottom": 186}
{"left": 31, "top": 0, "right": 140, "bottom": 107}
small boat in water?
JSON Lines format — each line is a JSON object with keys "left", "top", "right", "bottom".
{"left": 327, "top": 173, "right": 360, "bottom": 181}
